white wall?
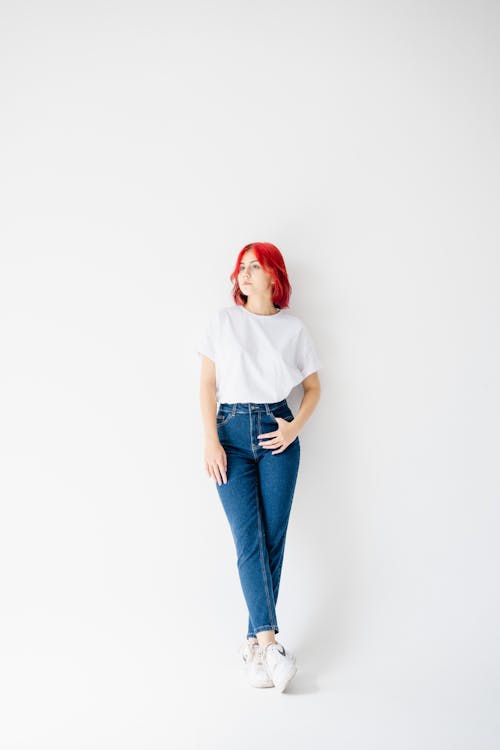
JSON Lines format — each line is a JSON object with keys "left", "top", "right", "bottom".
{"left": 0, "top": 1, "right": 498, "bottom": 748}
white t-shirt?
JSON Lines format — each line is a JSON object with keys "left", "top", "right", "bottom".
{"left": 197, "top": 304, "right": 322, "bottom": 403}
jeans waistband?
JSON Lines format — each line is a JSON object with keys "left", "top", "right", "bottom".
{"left": 218, "top": 399, "right": 288, "bottom": 415}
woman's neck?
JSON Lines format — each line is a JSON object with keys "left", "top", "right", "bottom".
{"left": 243, "top": 301, "right": 280, "bottom": 315}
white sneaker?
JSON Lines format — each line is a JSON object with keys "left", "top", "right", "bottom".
{"left": 238, "top": 641, "right": 274, "bottom": 688}
{"left": 262, "top": 641, "right": 297, "bottom": 692}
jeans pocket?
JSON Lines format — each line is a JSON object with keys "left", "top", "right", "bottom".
{"left": 271, "top": 407, "right": 294, "bottom": 422}
{"left": 216, "top": 412, "right": 234, "bottom": 428}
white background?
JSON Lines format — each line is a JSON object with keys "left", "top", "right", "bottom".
{"left": 1, "top": 1, "right": 499, "bottom": 748}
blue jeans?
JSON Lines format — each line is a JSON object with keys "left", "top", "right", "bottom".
{"left": 215, "top": 399, "right": 301, "bottom": 639}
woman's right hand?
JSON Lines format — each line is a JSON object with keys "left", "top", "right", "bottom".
{"left": 204, "top": 437, "right": 228, "bottom": 486}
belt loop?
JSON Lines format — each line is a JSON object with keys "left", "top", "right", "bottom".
{"left": 232, "top": 404, "right": 237, "bottom": 416}
{"left": 265, "top": 403, "right": 271, "bottom": 415}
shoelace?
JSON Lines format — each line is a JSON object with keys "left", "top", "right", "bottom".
{"left": 241, "top": 642, "right": 265, "bottom": 666}
{"left": 241, "top": 641, "right": 289, "bottom": 667}
{"left": 254, "top": 646, "right": 266, "bottom": 666}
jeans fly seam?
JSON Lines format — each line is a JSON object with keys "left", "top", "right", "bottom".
{"left": 249, "top": 408, "right": 257, "bottom": 461}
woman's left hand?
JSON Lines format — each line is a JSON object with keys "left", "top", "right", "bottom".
{"left": 257, "top": 417, "right": 299, "bottom": 454}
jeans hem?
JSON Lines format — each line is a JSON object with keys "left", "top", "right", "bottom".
{"left": 246, "top": 625, "right": 279, "bottom": 638}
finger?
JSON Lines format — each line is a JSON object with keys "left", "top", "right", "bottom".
{"left": 219, "top": 461, "right": 227, "bottom": 484}
{"left": 259, "top": 435, "right": 282, "bottom": 447}
{"left": 210, "top": 464, "right": 222, "bottom": 485}
{"left": 266, "top": 441, "right": 285, "bottom": 450}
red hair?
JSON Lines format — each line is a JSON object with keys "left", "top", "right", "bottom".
{"left": 230, "top": 242, "right": 292, "bottom": 309}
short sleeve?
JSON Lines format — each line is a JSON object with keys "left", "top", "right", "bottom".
{"left": 296, "top": 324, "right": 322, "bottom": 379}
{"left": 196, "top": 312, "right": 217, "bottom": 362}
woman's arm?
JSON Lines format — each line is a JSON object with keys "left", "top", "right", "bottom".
{"left": 199, "top": 355, "right": 227, "bottom": 485}
{"left": 292, "top": 372, "right": 321, "bottom": 434}
{"left": 199, "top": 355, "right": 218, "bottom": 440}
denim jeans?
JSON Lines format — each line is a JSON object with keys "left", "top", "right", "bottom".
{"left": 214, "top": 399, "right": 301, "bottom": 639}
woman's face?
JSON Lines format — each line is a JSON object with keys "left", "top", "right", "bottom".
{"left": 238, "top": 252, "right": 274, "bottom": 296}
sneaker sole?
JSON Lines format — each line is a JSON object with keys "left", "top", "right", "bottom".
{"left": 250, "top": 678, "right": 275, "bottom": 688}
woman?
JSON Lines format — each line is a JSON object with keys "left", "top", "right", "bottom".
{"left": 197, "top": 242, "right": 322, "bottom": 692}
